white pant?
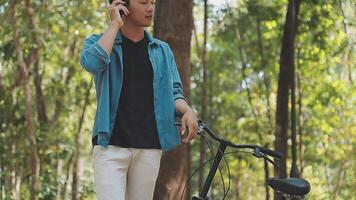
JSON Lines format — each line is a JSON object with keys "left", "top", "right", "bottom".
{"left": 92, "top": 145, "right": 162, "bottom": 200}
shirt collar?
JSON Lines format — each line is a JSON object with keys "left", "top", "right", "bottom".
{"left": 115, "top": 30, "right": 158, "bottom": 46}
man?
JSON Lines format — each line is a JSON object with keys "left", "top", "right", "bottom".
{"left": 79, "top": 0, "right": 198, "bottom": 199}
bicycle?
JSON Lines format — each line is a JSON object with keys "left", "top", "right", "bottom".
{"left": 175, "top": 114, "right": 311, "bottom": 200}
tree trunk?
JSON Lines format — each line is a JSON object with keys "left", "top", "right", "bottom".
{"left": 274, "top": 0, "right": 300, "bottom": 199}
{"left": 296, "top": 64, "right": 305, "bottom": 175}
{"left": 14, "top": 168, "right": 22, "bottom": 200}
{"left": 198, "top": 0, "right": 209, "bottom": 192}
{"left": 264, "top": 160, "right": 270, "bottom": 200}
{"left": 10, "top": 1, "right": 41, "bottom": 199}
{"left": 63, "top": 152, "right": 74, "bottom": 200}
{"left": 72, "top": 80, "right": 93, "bottom": 200}
{"left": 33, "top": 60, "right": 48, "bottom": 124}
{"left": 24, "top": 0, "right": 46, "bottom": 125}
{"left": 290, "top": 0, "right": 301, "bottom": 179}
{"left": 56, "top": 158, "right": 63, "bottom": 200}
{"left": 289, "top": 46, "right": 299, "bottom": 178}
{"left": 234, "top": 160, "right": 242, "bottom": 200}
{"left": 153, "top": 0, "right": 193, "bottom": 199}
{"left": 289, "top": 90, "right": 299, "bottom": 177}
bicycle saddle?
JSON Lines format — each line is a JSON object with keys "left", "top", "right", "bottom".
{"left": 266, "top": 178, "right": 310, "bottom": 196}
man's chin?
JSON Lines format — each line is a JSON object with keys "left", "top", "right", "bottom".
{"left": 145, "top": 20, "right": 153, "bottom": 26}
{"left": 142, "top": 22, "right": 152, "bottom": 27}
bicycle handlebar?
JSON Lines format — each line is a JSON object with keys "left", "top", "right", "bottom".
{"left": 258, "top": 146, "right": 283, "bottom": 159}
{"left": 175, "top": 112, "right": 282, "bottom": 159}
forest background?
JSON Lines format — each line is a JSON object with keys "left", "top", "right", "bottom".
{"left": 0, "top": 0, "right": 355, "bottom": 199}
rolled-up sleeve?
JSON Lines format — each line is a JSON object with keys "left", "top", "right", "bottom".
{"left": 80, "top": 34, "right": 110, "bottom": 74}
{"left": 168, "top": 46, "right": 186, "bottom": 102}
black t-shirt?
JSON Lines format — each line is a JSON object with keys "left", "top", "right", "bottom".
{"left": 92, "top": 34, "right": 161, "bottom": 149}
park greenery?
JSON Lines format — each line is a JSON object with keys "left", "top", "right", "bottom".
{"left": 0, "top": 0, "right": 354, "bottom": 199}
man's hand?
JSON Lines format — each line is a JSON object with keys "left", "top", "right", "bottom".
{"left": 180, "top": 109, "right": 198, "bottom": 143}
{"left": 108, "top": 0, "right": 129, "bottom": 28}
{"left": 98, "top": 0, "right": 129, "bottom": 55}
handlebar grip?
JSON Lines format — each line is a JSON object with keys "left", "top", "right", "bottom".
{"left": 259, "top": 147, "right": 282, "bottom": 159}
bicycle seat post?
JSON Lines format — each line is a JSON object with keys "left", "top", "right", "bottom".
{"left": 192, "top": 139, "right": 229, "bottom": 200}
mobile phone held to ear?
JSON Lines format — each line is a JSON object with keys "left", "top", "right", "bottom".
{"left": 109, "top": 0, "right": 129, "bottom": 17}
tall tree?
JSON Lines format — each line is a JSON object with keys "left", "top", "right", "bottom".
{"left": 9, "top": 1, "right": 41, "bottom": 199}
{"left": 274, "top": 0, "right": 301, "bottom": 199}
{"left": 71, "top": 79, "right": 92, "bottom": 200}
{"left": 289, "top": 0, "right": 301, "bottom": 179}
{"left": 153, "top": 0, "right": 193, "bottom": 199}
{"left": 198, "top": 0, "right": 209, "bottom": 192}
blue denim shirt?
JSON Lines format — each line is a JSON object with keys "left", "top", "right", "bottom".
{"left": 80, "top": 30, "right": 185, "bottom": 151}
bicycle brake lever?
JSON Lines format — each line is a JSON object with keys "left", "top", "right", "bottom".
{"left": 253, "top": 147, "right": 263, "bottom": 158}
{"left": 253, "top": 148, "right": 279, "bottom": 168}
{"left": 261, "top": 154, "right": 279, "bottom": 168}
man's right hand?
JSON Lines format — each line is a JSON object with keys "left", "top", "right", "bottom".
{"left": 108, "top": 0, "right": 129, "bottom": 28}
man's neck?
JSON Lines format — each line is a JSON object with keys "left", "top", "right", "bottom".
{"left": 120, "top": 22, "right": 145, "bottom": 42}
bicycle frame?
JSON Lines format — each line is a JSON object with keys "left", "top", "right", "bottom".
{"left": 192, "top": 139, "right": 229, "bottom": 200}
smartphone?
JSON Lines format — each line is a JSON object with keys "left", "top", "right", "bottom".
{"left": 109, "top": 0, "right": 130, "bottom": 17}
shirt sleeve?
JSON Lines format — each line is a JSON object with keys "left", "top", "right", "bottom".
{"left": 80, "top": 34, "right": 111, "bottom": 74}
{"left": 167, "top": 45, "right": 186, "bottom": 102}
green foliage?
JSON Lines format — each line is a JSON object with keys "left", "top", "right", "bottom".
{"left": 0, "top": 0, "right": 354, "bottom": 199}
{"left": 190, "top": 0, "right": 355, "bottom": 199}
{"left": 0, "top": 0, "right": 107, "bottom": 199}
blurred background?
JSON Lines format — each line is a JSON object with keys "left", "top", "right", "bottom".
{"left": 0, "top": 0, "right": 355, "bottom": 199}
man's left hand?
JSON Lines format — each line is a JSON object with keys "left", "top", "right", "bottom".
{"left": 180, "top": 109, "right": 198, "bottom": 143}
